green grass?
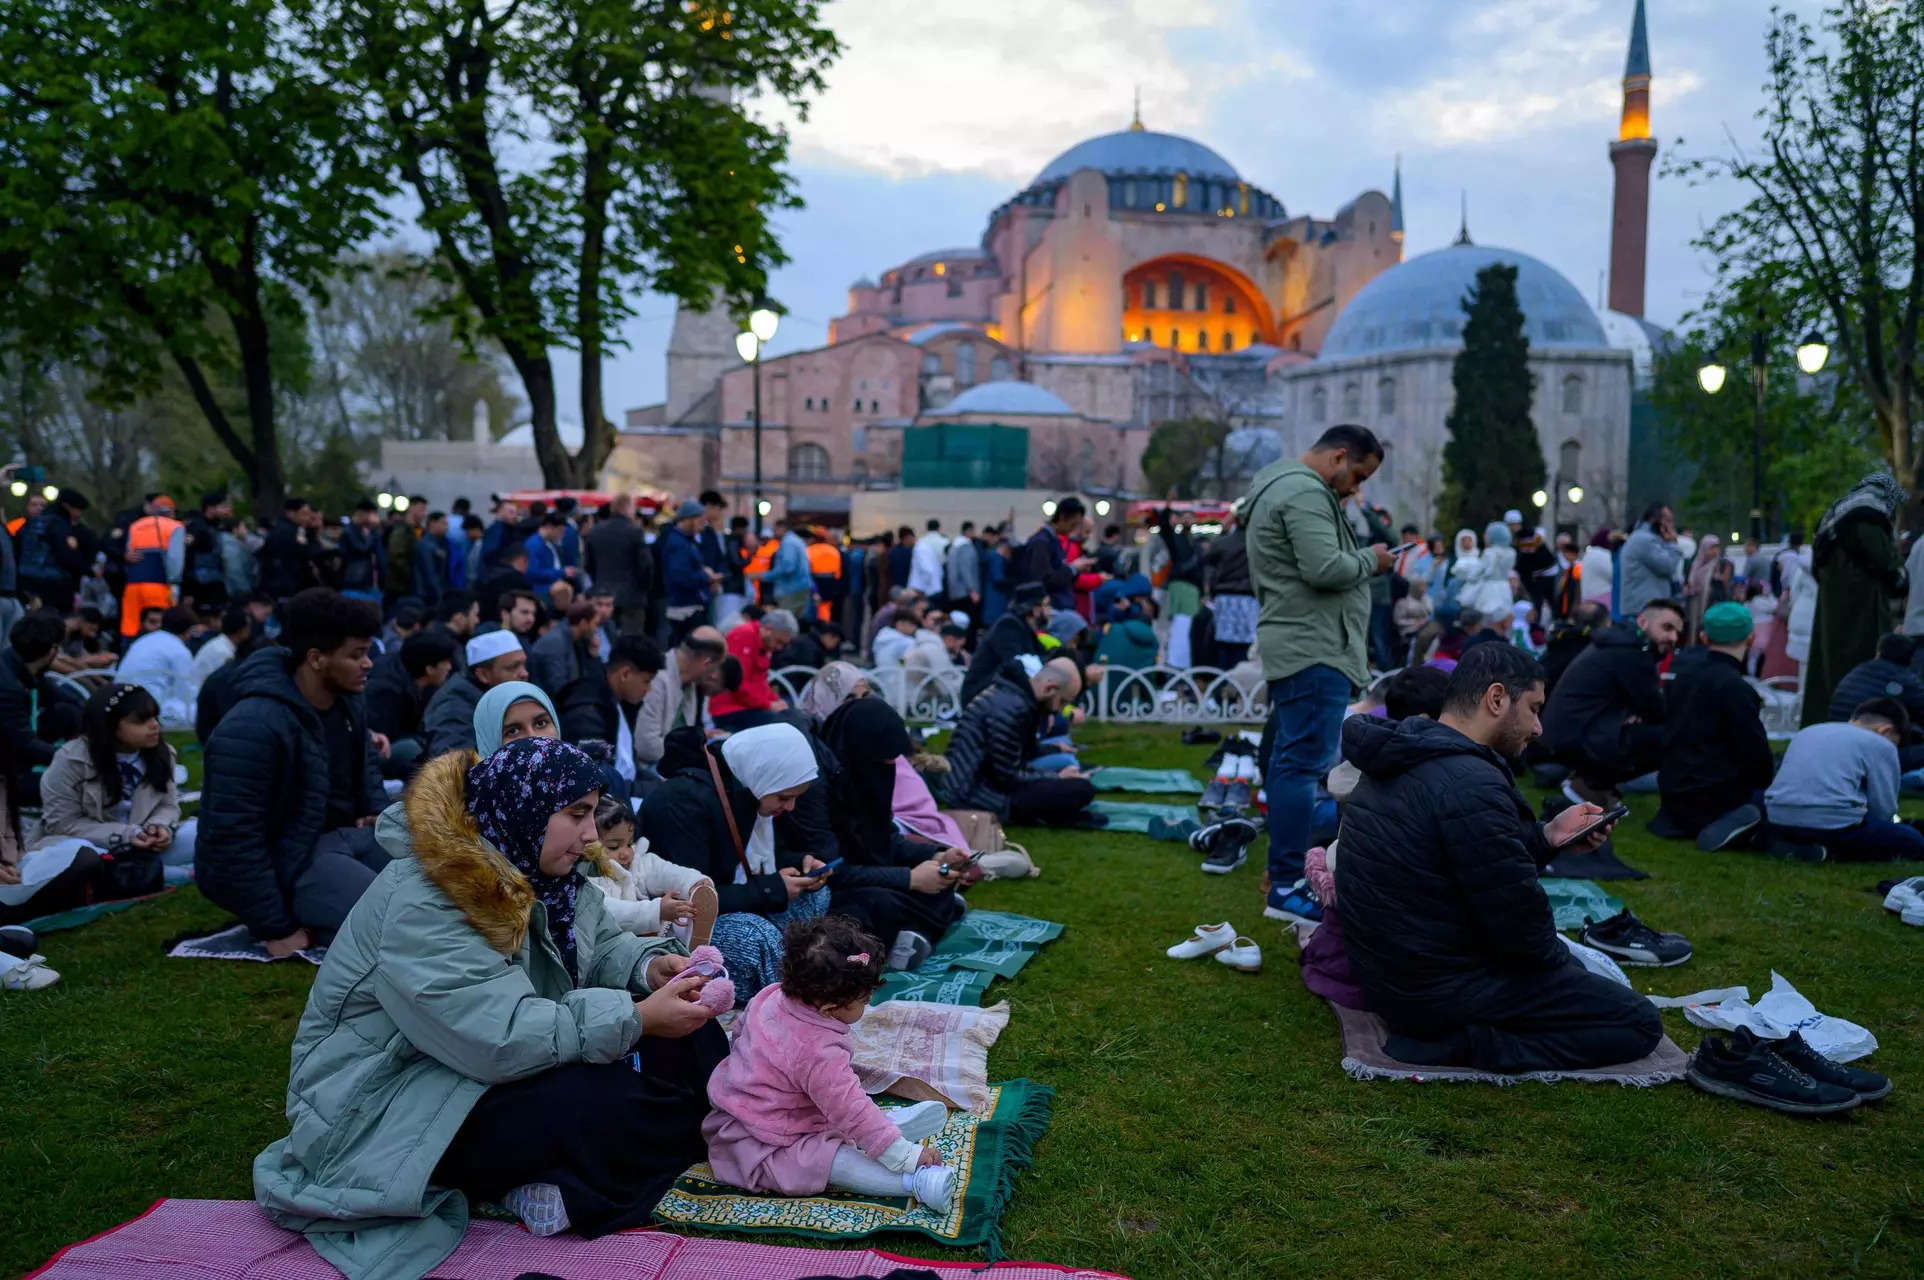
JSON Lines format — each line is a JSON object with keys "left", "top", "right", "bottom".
{"left": 6, "top": 725, "right": 1924, "bottom": 1278}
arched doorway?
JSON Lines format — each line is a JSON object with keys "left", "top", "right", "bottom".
{"left": 1122, "top": 255, "right": 1277, "bottom": 353}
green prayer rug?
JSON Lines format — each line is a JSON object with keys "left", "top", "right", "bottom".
{"left": 1087, "top": 765, "right": 1204, "bottom": 795}
{"left": 873, "top": 910, "right": 1064, "bottom": 1003}
{"left": 1084, "top": 800, "right": 1197, "bottom": 833}
{"left": 654, "top": 1080, "right": 1055, "bottom": 1259}
{"left": 1541, "top": 877, "right": 1625, "bottom": 931}
{"left": 874, "top": 966, "right": 994, "bottom": 1006}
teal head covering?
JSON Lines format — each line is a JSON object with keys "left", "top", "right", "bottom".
{"left": 473, "top": 680, "right": 559, "bottom": 757}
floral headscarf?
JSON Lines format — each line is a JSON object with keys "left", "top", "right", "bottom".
{"left": 466, "top": 737, "right": 604, "bottom": 980}
{"left": 799, "top": 660, "right": 867, "bottom": 722}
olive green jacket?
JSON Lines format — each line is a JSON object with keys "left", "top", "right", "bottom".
{"left": 1244, "top": 460, "right": 1376, "bottom": 691}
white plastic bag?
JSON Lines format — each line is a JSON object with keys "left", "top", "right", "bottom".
{"left": 1559, "top": 933, "right": 1632, "bottom": 988}
{"left": 1677, "top": 971, "right": 1878, "bottom": 1063}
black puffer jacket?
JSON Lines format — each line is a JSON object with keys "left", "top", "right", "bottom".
{"left": 1826, "top": 657, "right": 1924, "bottom": 727}
{"left": 960, "top": 612, "right": 1039, "bottom": 706}
{"left": 197, "top": 646, "right": 378, "bottom": 939}
{"left": 1659, "top": 649, "right": 1774, "bottom": 807}
{"left": 364, "top": 651, "right": 427, "bottom": 740}
{"left": 1336, "top": 716, "right": 1564, "bottom": 1019}
{"left": 637, "top": 733, "right": 800, "bottom": 917}
{"left": 1538, "top": 624, "right": 1664, "bottom": 769}
{"left": 1202, "top": 526, "right": 1252, "bottom": 596}
{"left": 940, "top": 665, "right": 1046, "bottom": 819}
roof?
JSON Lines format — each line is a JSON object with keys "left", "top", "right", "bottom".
{"left": 905, "top": 322, "right": 993, "bottom": 347}
{"left": 1319, "top": 241, "right": 1608, "bottom": 361}
{"left": 899, "top": 247, "right": 992, "bottom": 269}
{"left": 1625, "top": 0, "right": 1651, "bottom": 79}
{"left": 1032, "top": 129, "right": 1240, "bottom": 187}
{"left": 940, "top": 380, "right": 1076, "bottom": 416}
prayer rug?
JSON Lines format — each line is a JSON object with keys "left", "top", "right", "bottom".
{"left": 1083, "top": 800, "right": 1197, "bottom": 834}
{"left": 1539, "top": 878, "right": 1626, "bottom": 931}
{"left": 1541, "top": 840, "right": 1649, "bottom": 881}
{"left": 926, "top": 909, "right": 1064, "bottom": 978}
{"left": 1086, "top": 766, "right": 1204, "bottom": 795}
{"left": 164, "top": 922, "right": 326, "bottom": 965}
{"left": 874, "top": 965, "right": 995, "bottom": 1006}
{"left": 654, "top": 1080, "right": 1055, "bottom": 1260}
{"left": 1327, "top": 999, "right": 1688, "bottom": 1088}
{"left": 22, "top": 893, "right": 167, "bottom": 936}
{"left": 26, "top": 1197, "right": 1128, "bottom": 1279}
{"left": 852, "top": 998, "right": 1009, "bottom": 1112}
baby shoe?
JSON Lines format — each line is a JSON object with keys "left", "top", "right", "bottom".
{"left": 1214, "top": 936, "right": 1262, "bottom": 973}
{"left": 906, "top": 1163, "right": 956, "bottom": 1213}
{"left": 501, "top": 1182, "right": 570, "bottom": 1236}
{"left": 686, "top": 945, "right": 736, "bottom": 1013}
{"left": 1166, "top": 921, "right": 1236, "bottom": 959}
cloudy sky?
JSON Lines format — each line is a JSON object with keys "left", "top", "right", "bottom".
{"left": 566, "top": 0, "right": 1773, "bottom": 417}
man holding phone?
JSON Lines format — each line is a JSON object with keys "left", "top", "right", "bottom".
{"left": 1333, "top": 643, "right": 1663, "bottom": 1074}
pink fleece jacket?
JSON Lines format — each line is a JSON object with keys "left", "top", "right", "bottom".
{"left": 703, "top": 986, "right": 905, "bottom": 1193}
{"left": 892, "top": 756, "right": 968, "bottom": 849}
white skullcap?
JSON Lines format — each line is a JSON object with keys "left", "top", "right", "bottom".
{"left": 466, "top": 630, "right": 523, "bottom": 667}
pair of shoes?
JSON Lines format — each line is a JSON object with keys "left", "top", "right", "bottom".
{"left": 501, "top": 1182, "right": 572, "bottom": 1236}
{"left": 0, "top": 925, "right": 37, "bottom": 960}
{"left": 1696, "top": 804, "right": 1763, "bottom": 852}
{"left": 1181, "top": 727, "right": 1222, "bottom": 745}
{"left": 1767, "top": 837, "right": 1828, "bottom": 863}
{"left": 905, "top": 1163, "right": 955, "bottom": 1212}
{"left": 1579, "top": 908, "right": 1691, "bottom": 966}
{"left": 1263, "top": 879, "right": 1323, "bottom": 925}
{"left": 1163, "top": 922, "right": 1262, "bottom": 971}
{"left": 888, "top": 930, "right": 933, "bottom": 972}
{"left": 1199, "top": 818, "right": 1259, "bottom": 874}
{"left": 1883, "top": 876, "right": 1924, "bottom": 925}
{"left": 1188, "top": 815, "right": 1258, "bottom": 852}
{"left": 1563, "top": 775, "right": 1620, "bottom": 809}
{"left": 1199, "top": 777, "right": 1229, "bottom": 811}
{"left": 1, "top": 954, "right": 60, "bottom": 991}
{"left": 1687, "top": 1027, "right": 1889, "bottom": 1113}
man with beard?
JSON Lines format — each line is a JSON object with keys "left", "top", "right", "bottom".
{"left": 1335, "top": 642, "right": 1659, "bottom": 1073}
{"left": 1538, "top": 597, "right": 1686, "bottom": 807}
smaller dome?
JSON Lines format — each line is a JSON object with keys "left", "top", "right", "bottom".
{"left": 905, "top": 322, "right": 991, "bottom": 346}
{"left": 849, "top": 275, "right": 877, "bottom": 290}
{"left": 942, "top": 380, "right": 1075, "bottom": 417}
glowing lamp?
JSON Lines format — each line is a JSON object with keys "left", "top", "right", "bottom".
{"left": 1530, "top": 489, "right": 1548, "bottom": 509}
{"left": 1567, "top": 486, "right": 1583, "bottom": 504}
{"left": 756, "top": 499, "right": 771, "bottom": 516}
{"left": 376, "top": 492, "right": 394, "bottom": 509}
{"left": 1042, "top": 500, "right": 1057, "bottom": 518}
{"left": 734, "top": 331, "right": 759, "bottom": 362}
{"left": 7, "top": 481, "right": 24, "bottom": 498}
{"left": 1795, "top": 332, "right": 1829, "bottom": 375}
{"left": 749, "top": 308, "right": 780, "bottom": 343}
{"left": 1731, "top": 530, "right": 1742, "bottom": 542}
{"left": 1697, "top": 362, "right": 1727, "bottom": 394}
{"left": 1095, "top": 499, "right": 1111, "bottom": 516}
{"left": 394, "top": 495, "right": 411, "bottom": 512}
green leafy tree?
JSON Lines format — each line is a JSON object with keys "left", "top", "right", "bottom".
{"left": 1669, "top": 0, "right": 1924, "bottom": 501}
{"left": 0, "top": 0, "right": 393, "bottom": 513}
{"left": 1140, "top": 417, "right": 1231, "bottom": 499}
{"left": 1434, "top": 264, "right": 1544, "bottom": 536}
{"left": 318, "top": 0, "right": 839, "bottom": 488}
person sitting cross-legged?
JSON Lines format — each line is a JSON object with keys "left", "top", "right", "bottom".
{"left": 1654, "top": 601, "right": 1777, "bottom": 850}
{"left": 1537, "top": 597, "right": 1685, "bottom": 807}
{"left": 420, "top": 630, "right": 531, "bottom": 758}
{"left": 1764, "top": 697, "right": 1924, "bottom": 862}
{"left": 936, "top": 656, "right": 1096, "bottom": 827}
{"left": 1825, "top": 632, "right": 1924, "bottom": 773}
{"left": 1337, "top": 643, "right": 1663, "bottom": 1073}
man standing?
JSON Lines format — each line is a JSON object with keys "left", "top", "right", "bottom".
{"left": 1619, "top": 501, "right": 1683, "bottom": 619}
{"left": 1244, "top": 424, "right": 1393, "bottom": 924}
{"left": 384, "top": 499, "right": 426, "bottom": 604}
{"left": 1019, "top": 499, "right": 1089, "bottom": 611}
{"left": 632, "top": 627, "right": 725, "bottom": 773}
{"left": 757, "top": 519, "right": 814, "bottom": 617}
{"left": 421, "top": 629, "right": 532, "bottom": 756}
{"left": 697, "top": 490, "right": 731, "bottom": 617}
{"left": 524, "top": 510, "right": 574, "bottom": 593}
{"left": 412, "top": 511, "right": 451, "bottom": 607}
{"left": 257, "top": 498, "right": 319, "bottom": 601}
{"left": 339, "top": 500, "right": 385, "bottom": 604}
{"left": 659, "top": 499, "right": 715, "bottom": 643}
{"left": 584, "top": 493, "right": 654, "bottom": 637}
{"left": 808, "top": 526, "right": 844, "bottom": 623}
{"left": 909, "top": 517, "right": 948, "bottom": 602}
{"left": 946, "top": 521, "right": 982, "bottom": 636}
{"left": 119, "top": 494, "right": 186, "bottom": 640}
{"left": 480, "top": 498, "right": 522, "bottom": 572}
{"left": 16, "top": 488, "right": 90, "bottom": 612}
{"left": 182, "top": 490, "right": 235, "bottom": 610}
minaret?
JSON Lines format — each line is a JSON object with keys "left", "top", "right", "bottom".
{"left": 1607, "top": 0, "right": 1657, "bottom": 317}
{"left": 1390, "top": 156, "right": 1405, "bottom": 259}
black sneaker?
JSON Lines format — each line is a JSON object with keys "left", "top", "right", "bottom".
{"left": 0, "top": 925, "right": 36, "bottom": 960}
{"left": 1579, "top": 908, "right": 1692, "bottom": 966}
{"left": 1221, "top": 780, "right": 1252, "bottom": 811}
{"left": 1687, "top": 1027, "right": 1860, "bottom": 1114}
{"left": 1767, "top": 837, "right": 1828, "bottom": 863}
{"left": 1772, "top": 1031, "right": 1892, "bottom": 1102}
{"left": 1199, "top": 819, "right": 1259, "bottom": 874}
{"left": 1696, "top": 804, "right": 1763, "bottom": 852}
{"left": 1189, "top": 815, "right": 1258, "bottom": 851}
{"left": 1182, "top": 727, "right": 1222, "bottom": 745}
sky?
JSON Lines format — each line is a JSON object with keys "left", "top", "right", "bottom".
{"left": 558, "top": 0, "right": 1773, "bottom": 419}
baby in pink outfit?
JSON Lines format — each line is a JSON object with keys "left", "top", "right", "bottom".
{"left": 703, "top": 916, "right": 954, "bottom": 1209}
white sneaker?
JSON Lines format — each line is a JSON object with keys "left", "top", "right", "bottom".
{"left": 1883, "top": 876, "right": 1924, "bottom": 918}
{"left": 893, "top": 1099, "right": 949, "bottom": 1142}
{"left": 1, "top": 954, "right": 60, "bottom": 991}
{"left": 501, "top": 1182, "right": 570, "bottom": 1237}
{"left": 1165, "top": 921, "right": 1237, "bottom": 959}
{"left": 1214, "top": 936, "right": 1262, "bottom": 972}
{"left": 906, "top": 1163, "right": 955, "bottom": 1213}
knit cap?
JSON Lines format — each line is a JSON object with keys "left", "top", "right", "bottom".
{"left": 1702, "top": 600, "right": 1753, "bottom": 644}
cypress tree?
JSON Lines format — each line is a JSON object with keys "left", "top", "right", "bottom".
{"left": 1434, "top": 263, "right": 1545, "bottom": 536}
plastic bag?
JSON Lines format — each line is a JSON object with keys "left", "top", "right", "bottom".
{"left": 1559, "top": 933, "right": 1632, "bottom": 988}
{"left": 1675, "top": 971, "right": 1878, "bottom": 1063}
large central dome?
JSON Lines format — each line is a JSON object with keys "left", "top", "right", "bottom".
{"left": 1032, "top": 129, "right": 1240, "bottom": 187}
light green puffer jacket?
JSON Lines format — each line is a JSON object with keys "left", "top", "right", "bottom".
{"left": 252, "top": 750, "right": 684, "bottom": 1280}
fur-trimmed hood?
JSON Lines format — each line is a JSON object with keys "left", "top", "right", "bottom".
{"left": 402, "top": 749, "right": 535, "bottom": 956}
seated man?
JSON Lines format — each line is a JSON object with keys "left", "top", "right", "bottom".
{"left": 117, "top": 605, "right": 199, "bottom": 724}
{"left": 1765, "top": 697, "right": 1924, "bottom": 862}
{"left": 1338, "top": 643, "right": 1661, "bottom": 1073}
{"left": 1655, "top": 602, "right": 1776, "bottom": 847}
{"left": 1827, "top": 633, "right": 1924, "bottom": 769}
{"left": 708, "top": 607, "right": 796, "bottom": 731}
{"left": 938, "top": 656, "right": 1096, "bottom": 827}
{"left": 197, "top": 589, "right": 391, "bottom": 955}
{"left": 363, "top": 629, "right": 455, "bottom": 777}
{"left": 604, "top": 633, "right": 666, "bottom": 788}
{"left": 529, "top": 598, "right": 614, "bottom": 742}
{"left": 633, "top": 627, "right": 725, "bottom": 773}
{"left": 1538, "top": 597, "right": 1685, "bottom": 806}
{"left": 0, "top": 611, "right": 72, "bottom": 804}
{"left": 1538, "top": 599, "right": 1609, "bottom": 698}
{"left": 960, "top": 583, "right": 1047, "bottom": 706}
{"left": 419, "top": 629, "right": 530, "bottom": 756}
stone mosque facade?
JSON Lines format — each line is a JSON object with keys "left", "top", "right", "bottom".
{"left": 608, "top": 1, "right": 1663, "bottom": 535}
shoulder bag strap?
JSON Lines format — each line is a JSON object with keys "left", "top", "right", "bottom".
{"left": 703, "top": 747, "right": 753, "bottom": 877}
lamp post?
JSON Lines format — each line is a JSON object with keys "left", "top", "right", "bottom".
{"left": 1698, "top": 322, "right": 1828, "bottom": 542}
{"left": 1547, "top": 439, "right": 1582, "bottom": 538}
{"left": 736, "top": 306, "right": 780, "bottom": 525}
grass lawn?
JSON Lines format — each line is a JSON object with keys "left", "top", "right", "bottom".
{"left": 5, "top": 724, "right": 1924, "bottom": 1278}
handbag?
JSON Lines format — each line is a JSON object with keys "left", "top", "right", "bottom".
{"left": 702, "top": 748, "right": 755, "bottom": 881}
{"left": 942, "top": 808, "right": 1039, "bottom": 879}
{"left": 91, "top": 834, "right": 165, "bottom": 902}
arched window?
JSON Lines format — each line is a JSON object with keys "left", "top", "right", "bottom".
{"left": 1561, "top": 373, "right": 1584, "bottom": 415}
{"left": 1311, "top": 386, "right": 1328, "bottom": 422}
{"left": 804, "top": 396, "right": 815, "bottom": 410}
{"left": 869, "top": 398, "right": 880, "bottom": 412}
{"left": 1193, "top": 282, "right": 1207, "bottom": 310}
{"left": 1197, "top": 330, "right": 1211, "bottom": 351}
{"left": 1169, "top": 329, "right": 1182, "bottom": 350}
{"left": 1143, "top": 325, "right": 1153, "bottom": 344}
{"left": 956, "top": 343, "right": 977, "bottom": 385}
{"left": 1342, "top": 381, "right": 1361, "bottom": 418}
{"left": 1143, "top": 280, "right": 1158, "bottom": 308}
{"left": 788, "top": 442, "right": 832, "bottom": 481}
{"left": 1222, "top": 331, "right": 1234, "bottom": 351}
{"left": 1224, "top": 295, "right": 1237, "bottom": 315}
{"left": 1167, "top": 272, "right": 1185, "bottom": 311}
{"left": 1378, "top": 376, "right": 1397, "bottom": 416}
{"left": 990, "top": 356, "right": 1011, "bottom": 381}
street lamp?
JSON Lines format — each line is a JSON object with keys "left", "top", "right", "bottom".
{"left": 394, "top": 495, "right": 411, "bottom": 513}
{"left": 1696, "top": 362, "right": 1727, "bottom": 394}
{"left": 737, "top": 305, "right": 780, "bottom": 524}
{"left": 7, "top": 481, "right": 24, "bottom": 498}
{"left": 1042, "top": 500, "right": 1058, "bottom": 518}
{"left": 1094, "top": 499, "right": 1111, "bottom": 516}
{"left": 376, "top": 492, "right": 394, "bottom": 510}
{"left": 1795, "top": 331, "right": 1830, "bottom": 376}
{"left": 40, "top": 485, "right": 57, "bottom": 502}
{"left": 1698, "top": 319, "right": 1827, "bottom": 540}
{"left": 1567, "top": 485, "right": 1584, "bottom": 505}
{"left": 1530, "top": 488, "right": 1549, "bottom": 509}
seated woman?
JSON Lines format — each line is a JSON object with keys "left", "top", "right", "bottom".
{"left": 36, "top": 683, "right": 197, "bottom": 886}
{"left": 796, "top": 659, "right": 868, "bottom": 724}
{"left": 0, "top": 719, "right": 102, "bottom": 947}
{"left": 473, "top": 679, "right": 559, "bottom": 757}
{"left": 254, "top": 737, "right": 725, "bottom": 1280}
{"left": 639, "top": 723, "right": 829, "bottom": 1004}
{"left": 893, "top": 753, "right": 969, "bottom": 851}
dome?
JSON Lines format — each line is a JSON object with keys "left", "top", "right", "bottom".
{"left": 905, "top": 322, "right": 990, "bottom": 346}
{"left": 1319, "top": 242, "right": 1608, "bottom": 361}
{"left": 1032, "top": 129, "right": 1239, "bottom": 187}
{"left": 1600, "top": 309, "right": 1671, "bottom": 387}
{"left": 941, "top": 380, "right": 1075, "bottom": 416}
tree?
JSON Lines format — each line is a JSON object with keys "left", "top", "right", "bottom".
{"left": 0, "top": 0, "right": 393, "bottom": 513}
{"left": 320, "top": 0, "right": 839, "bottom": 488}
{"left": 1670, "top": 0, "right": 1924, "bottom": 502}
{"left": 1140, "top": 417, "right": 1231, "bottom": 498}
{"left": 1434, "top": 263, "right": 1544, "bottom": 535}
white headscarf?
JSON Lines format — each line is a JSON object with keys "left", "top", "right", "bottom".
{"left": 719, "top": 722, "right": 819, "bottom": 877}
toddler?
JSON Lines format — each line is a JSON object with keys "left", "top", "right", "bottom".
{"left": 703, "top": 916, "right": 955, "bottom": 1210}
{"left": 1392, "top": 576, "right": 1432, "bottom": 645}
{"left": 586, "top": 798, "right": 717, "bottom": 947}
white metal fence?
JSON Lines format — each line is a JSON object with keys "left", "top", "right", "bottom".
{"left": 768, "top": 664, "right": 1269, "bottom": 726}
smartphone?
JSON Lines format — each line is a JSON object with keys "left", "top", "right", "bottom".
{"left": 812, "top": 857, "right": 844, "bottom": 877}
{"left": 964, "top": 849, "right": 989, "bottom": 866}
{"left": 1556, "top": 803, "right": 1630, "bottom": 847}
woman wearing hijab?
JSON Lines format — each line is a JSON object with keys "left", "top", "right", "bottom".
{"left": 254, "top": 737, "right": 724, "bottom": 1280}
{"left": 638, "top": 722, "right": 829, "bottom": 1002}
{"left": 796, "top": 658, "right": 869, "bottom": 724}
{"left": 1580, "top": 526, "right": 1616, "bottom": 607}
{"left": 472, "top": 680, "right": 559, "bottom": 757}
{"left": 1681, "top": 533, "right": 1732, "bottom": 640}
{"left": 1804, "top": 470, "right": 1911, "bottom": 725}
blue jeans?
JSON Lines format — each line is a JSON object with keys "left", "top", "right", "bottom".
{"left": 1029, "top": 752, "right": 1077, "bottom": 774}
{"left": 1264, "top": 666, "right": 1352, "bottom": 883}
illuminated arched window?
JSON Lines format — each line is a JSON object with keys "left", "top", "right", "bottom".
{"left": 1197, "top": 330, "right": 1210, "bottom": 351}
{"left": 1224, "top": 295, "right": 1237, "bottom": 315}
{"left": 1378, "top": 377, "right": 1397, "bottom": 416}
{"left": 956, "top": 342, "right": 977, "bottom": 385}
{"left": 1342, "top": 381, "right": 1361, "bottom": 418}
{"left": 1562, "top": 373, "right": 1584, "bottom": 415}
{"left": 1222, "top": 331, "right": 1234, "bottom": 351}
{"left": 1172, "top": 172, "right": 1188, "bottom": 208}
{"left": 1311, "top": 387, "right": 1328, "bottom": 422}
{"left": 788, "top": 442, "right": 832, "bottom": 481}
{"left": 1167, "top": 272, "right": 1185, "bottom": 311}
{"left": 1143, "top": 280, "right": 1158, "bottom": 308}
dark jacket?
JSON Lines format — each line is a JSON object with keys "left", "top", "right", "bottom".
{"left": 583, "top": 513, "right": 653, "bottom": 609}
{"left": 1202, "top": 527, "right": 1252, "bottom": 596}
{"left": 476, "top": 566, "right": 533, "bottom": 624}
{"left": 775, "top": 734, "right": 939, "bottom": 896}
{"left": 421, "top": 671, "right": 485, "bottom": 757}
{"left": 197, "top": 647, "right": 377, "bottom": 939}
{"left": 257, "top": 518, "right": 314, "bottom": 600}
{"left": 1017, "top": 526, "right": 1075, "bottom": 610}
{"left": 384, "top": 522, "right": 419, "bottom": 598}
{"left": 960, "top": 612, "right": 1039, "bottom": 707}
{"left": 0, "top": 649, "right": 59, "bottom": 774}
{"left": 1537, "top": 621, "right": 1598, "bottom": 699}
{"left": 339, "top": 523, "right": 383, "bottom": 593}
{"left": 529, "top": 626, "right": 615, "bottom": 743}
{"left": 658, "top": 525, "right": 709, "bottom": 610}
{"left": 412, "top": 532, "right": 449, "bottom": 605}
{"left": 940, "top": 666, "right": 1047, "bottom": 819}
{"left": 637, "top": 734, "right": 801, "bottom": 916}
{"left": 364, "top": 652, "right": 429, "bottom": 740}
{"left": 1826, "top": 656, "right": 1924, "bottom": 728}
{"left": 182, "top": 513, "right": 227, "bottom": 595}
{"left": 1659, "top": 649, "right": 1774, "bottom": 812}
{"left": 16, "top": 506, "right": 86, "bottom": 589}
{"left": 1805, "top": 506, "right": 1907, "bottom": 728}
{"left": 1538, "top": 624, "right": 1664, "bottom": 770}
{"left": 1336, "top": 715, "right": 1566, "bottom": 1022}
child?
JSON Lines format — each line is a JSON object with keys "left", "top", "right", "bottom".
{"left": 1392, "top": 575, "right": 1432, "bottom": 650}
{"left": 1744, "top": 581, "right": 1777, "bottom": 677}
{"left": 585, "top": 798, "right": 717, "bottom": 947}
{"left": 703, "top": 916, "right": 955, "bottom": 1210}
